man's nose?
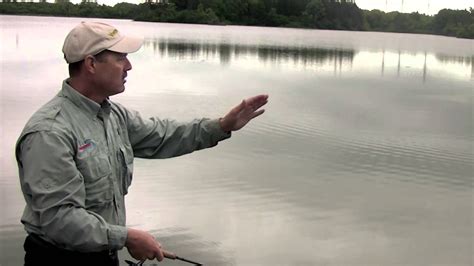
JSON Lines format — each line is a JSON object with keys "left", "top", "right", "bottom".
{"left": 125, "top": 58, "right": 132, "bottom": 71}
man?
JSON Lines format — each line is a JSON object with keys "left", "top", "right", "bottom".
{"left": 15, "top": 21, "right": 268, "bottom": 266}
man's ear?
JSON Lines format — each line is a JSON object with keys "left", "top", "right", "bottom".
{"left": 83, "top": 55, "right": 96, "bottom": 74}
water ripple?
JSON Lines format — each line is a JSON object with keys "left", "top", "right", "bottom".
{"left": 241, "top": 118, "right": 473, "bottom": 190}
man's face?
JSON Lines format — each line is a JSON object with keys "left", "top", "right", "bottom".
{"left": 93, "top": 51, "right": 132, "bottom": 97}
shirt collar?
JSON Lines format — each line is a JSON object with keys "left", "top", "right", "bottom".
{"left": 60, "top": 79, "right": 111, "bottom": 119}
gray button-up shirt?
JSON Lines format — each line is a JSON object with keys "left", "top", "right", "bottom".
{"left": 15, "top": 80, "right": 230, "bottom": 252}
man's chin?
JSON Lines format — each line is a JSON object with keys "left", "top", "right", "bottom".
{"left": 108, "top": 86, "right": 126, "bottom": 97}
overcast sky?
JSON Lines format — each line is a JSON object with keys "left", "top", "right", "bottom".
{"left": 63, "top": 0, "right": 473, "bottom": 15}
{"left": 355, "top": 0, "right": 472, "bottom": 14}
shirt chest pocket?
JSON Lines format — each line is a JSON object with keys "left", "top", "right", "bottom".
{"left": 118, "top": 146, "right": 134, "bottom": 195}
{"left": 76, "top": 153, "right": 113, "bottom": 208}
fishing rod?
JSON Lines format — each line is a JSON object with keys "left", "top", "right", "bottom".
{"left": 125, "top": 250, "right": 203, "bottom": 266}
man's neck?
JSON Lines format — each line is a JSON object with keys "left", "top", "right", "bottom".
{"left": 68, "top": 77, "right": 105, "bottom": 104}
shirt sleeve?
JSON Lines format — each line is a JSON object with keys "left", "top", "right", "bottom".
{"left": 18, "top": 131, "right": 128, "bottom": 252}
{"left": 124, "top": 108, "right": 231, "bottom": 159}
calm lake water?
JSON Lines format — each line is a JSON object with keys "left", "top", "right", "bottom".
{"left": 0, "top": 15, "right": 473, "bottom": 266}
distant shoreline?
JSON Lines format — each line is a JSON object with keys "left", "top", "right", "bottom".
{"left": 0, "top": 2, "right": 472, "bottom": 39}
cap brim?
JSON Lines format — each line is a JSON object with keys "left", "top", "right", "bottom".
{"left": 108, "top": 36, "right": 144, "bottom": 54}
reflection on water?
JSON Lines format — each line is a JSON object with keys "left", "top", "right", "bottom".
{"left": 144, "top": 38, "right": 355, "bottom": 67}
{"left": 436, "top": 54, "right": 474, "bottom": 79}
{"left": 143, "top": 38, "right": 473, "bottom": 82}
{"left": 435, "top": 54, "right": 473, "bottom": 65}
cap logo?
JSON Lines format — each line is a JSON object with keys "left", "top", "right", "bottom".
{"left": 108, "top": 29, "right": 118, "bottom": 38}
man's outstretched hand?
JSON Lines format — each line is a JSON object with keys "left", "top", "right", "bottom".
{"left": 219, "top": 94, "right": 269, "bottom": 132}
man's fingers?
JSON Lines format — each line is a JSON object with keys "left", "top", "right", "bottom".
{"left": 155, "top": 246, "right": 164, "bottom": 262}
{"left": 236, "top": 99, "right": 247, "bottom": 113}
{"left": 222, "top": 95, "right": 268, "bottom": 132}
{"left": 250, "top": 109, "right": 265, "bottom": 119}
{"left": 247, "top": 95, "right": 268, "bottom": 111}
{"left": 248, "top": 95, "right": 268, "bottom": 106}
{"left": 247, "top": 94, "right": 269, "bottom": 104}
{"left": 234, "top": 95, "right": 268, "bottom": 115}
{"left": 250, "top": 101, "right": 267, "bottom": 113}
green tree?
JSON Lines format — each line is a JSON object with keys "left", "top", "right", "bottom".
{"left": 0, "top": 0, "right": 472, "bottom": 39}
{"left": 432, "top": 8, "right": 473, "bottom": 37}
{"left": 303, "top": 0, "right": 325, "bottom": 28}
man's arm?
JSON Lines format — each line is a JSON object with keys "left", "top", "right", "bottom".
{"left": 18, "top": 131, "right": 127, "bottom": 252}
{"left": 122, "top": 94, "right": 268, "bottom": 158}
{"left": 126, "top": 116, "right": 230, "bottom": 159}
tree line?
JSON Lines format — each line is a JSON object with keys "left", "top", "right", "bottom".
{"left": 0, "top": 0, "right": 472, "bottom": 39}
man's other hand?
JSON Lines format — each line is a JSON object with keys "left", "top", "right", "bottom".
{"left": 125, "top": 228, "right": 164, "bottom": 262}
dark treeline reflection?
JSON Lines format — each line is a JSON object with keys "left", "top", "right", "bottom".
{"left": 435, "top": 54, "right": 473, "bottom": 66}
{"left": 435, "top": 55, "right": 473, "bottom": 79}
{"left": 143, "top": 38, "right": 355, "bottom": 67}
{"left": 142, "top": 38, "right": 473, "bottom": 80}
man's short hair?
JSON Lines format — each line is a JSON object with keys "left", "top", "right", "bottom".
{"left": 67, "top": 50, "right": 110, "bottom": 77}
{"left": 68, "top": 60, "right": 84, "bottom": 77}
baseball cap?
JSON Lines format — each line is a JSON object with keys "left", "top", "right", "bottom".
{"left": 62, "top": 21, "right": 144, "bottom": 64}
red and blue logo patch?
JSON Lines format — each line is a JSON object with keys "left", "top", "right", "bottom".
{"left": 77, "top": 139, "right": 97, "bottom": 158}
